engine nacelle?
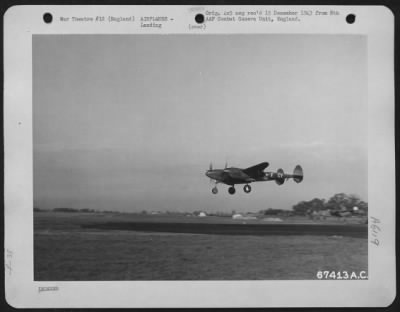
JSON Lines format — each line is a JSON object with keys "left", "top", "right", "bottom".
{"left": 275, "top": 179, "right": 285, "bottom": 185}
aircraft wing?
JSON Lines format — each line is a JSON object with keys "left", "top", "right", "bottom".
{"left": 243, "top": 162, "right": 269, "bottom": 178}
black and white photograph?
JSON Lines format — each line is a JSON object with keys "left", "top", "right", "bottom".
{"left": 33, "top": 33, "right": 368, "bottom": 281}
{"left": 4, "top": 5, "right": 395, "bottom": 308}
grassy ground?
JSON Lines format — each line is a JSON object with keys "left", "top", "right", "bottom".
{"left": 34, "top": 212, "right": 368, "bottom": 280}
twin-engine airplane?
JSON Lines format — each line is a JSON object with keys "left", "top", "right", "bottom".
{"left": 205, "top": 162, "right": 303, "bottom": 194}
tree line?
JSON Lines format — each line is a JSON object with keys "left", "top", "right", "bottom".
{"left": 292, "top": 193, "right": 368, "bottom": 216}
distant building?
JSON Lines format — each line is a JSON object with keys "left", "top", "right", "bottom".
{"left": 232, "top": 214, "right": 243, "bottom": 219}
{"left": 261, "top": 208, "right": 285, "bottom": 216}
{"left": 79, "top": 208, "right": 95, "bottom": 213}
{"left": 198, "top": 212, "right": 207, "bottom": 217}
{"left": 245, "top": 212, "right": 258, "bottom": 217}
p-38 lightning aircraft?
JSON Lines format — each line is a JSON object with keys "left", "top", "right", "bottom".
{"left": 205, "top": 162, "right": 303, "bottom": 194}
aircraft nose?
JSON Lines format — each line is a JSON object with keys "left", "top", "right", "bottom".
{"left": 206, "top": 170, "right": 216, "bottom": 179}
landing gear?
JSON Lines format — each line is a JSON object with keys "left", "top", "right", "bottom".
{"left": 211, "top": 187, "right": 218, "bottom": 194}
{"left": 243, "top": 184, "right": 251, "bottom": 193}
{"left": 228, "top": 186, "right": 236, "bottom": 195}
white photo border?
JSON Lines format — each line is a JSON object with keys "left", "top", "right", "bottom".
{"left": 4, "top": 5, "right": 395, "bottom": 308}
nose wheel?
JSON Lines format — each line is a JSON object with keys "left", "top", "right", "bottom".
{"left": 244, "top": 184, "right": 251, "bottom": 193}
{"left": 211, "top": 187, "right": 218, "bottom": 194}
{"left": 228, "top": 186, "right": 236, "bottom": 195}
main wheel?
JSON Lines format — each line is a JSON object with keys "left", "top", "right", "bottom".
{"left": 212, "top": 187, "right": 218, "bottom": 194}
{"left": 228, "top": 186, "right": 236, "bottom": 195}
{"left": 244, "top": 184, "right": 251, "bottom": 193}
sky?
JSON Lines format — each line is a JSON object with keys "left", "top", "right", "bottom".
{"left": 33, "top": 34, "right": 367, "bottom": 213}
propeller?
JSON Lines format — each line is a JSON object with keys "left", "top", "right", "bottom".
{"left": 208, "top": 162, "right": 213, "bottom": 183}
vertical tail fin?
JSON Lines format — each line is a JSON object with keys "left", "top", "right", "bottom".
{"left": 293, "top": 165, "right": 303, "bottom": 183}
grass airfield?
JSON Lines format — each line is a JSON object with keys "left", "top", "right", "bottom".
{"left": 34, "top": 211, "right": 368, "bottom": 280}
